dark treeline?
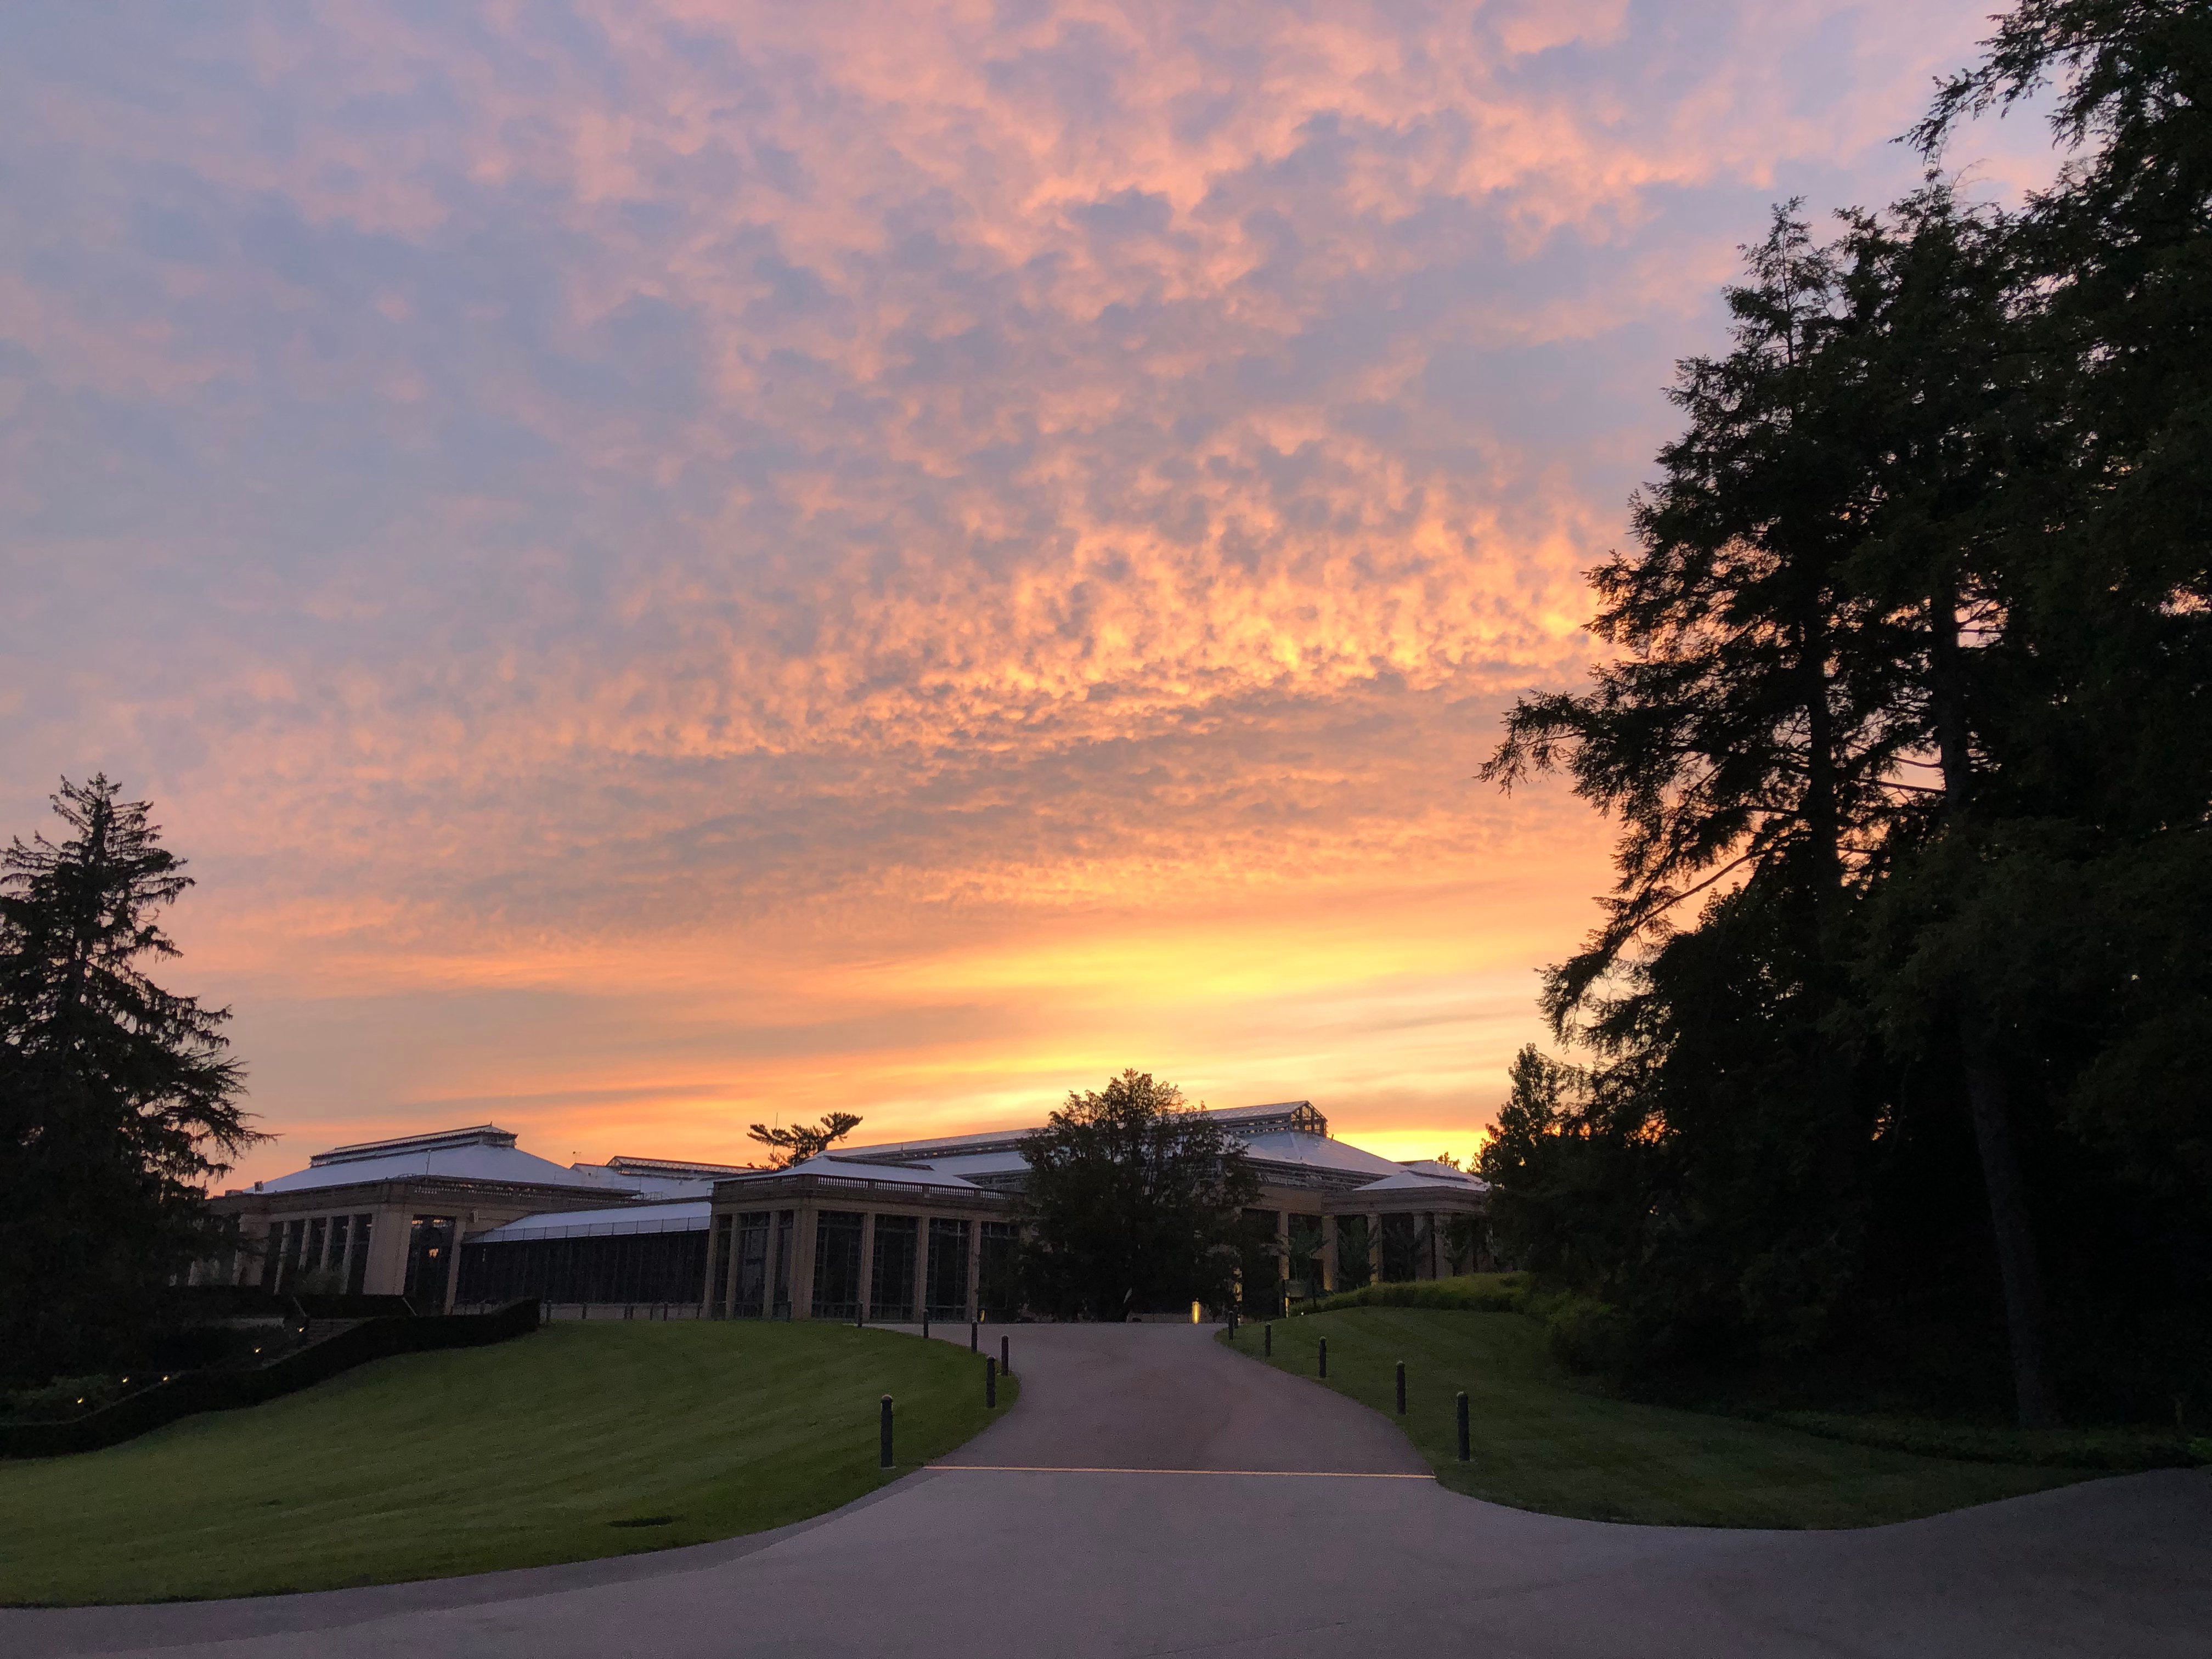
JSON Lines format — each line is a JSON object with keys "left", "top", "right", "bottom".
{"left": 1478, "top": 0, "right": 2209, "bottom": 1427}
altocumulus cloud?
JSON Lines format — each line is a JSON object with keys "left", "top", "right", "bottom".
{"left": 0, "top": 0, "right": 2056, "bottom": 1175}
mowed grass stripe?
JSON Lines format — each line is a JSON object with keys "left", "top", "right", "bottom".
{"left": 1, "top": 1322, "right": 1012, "bottom": 1606}
{"left": 1224, "top": 1307, "right": 2091, "bottom": 1528}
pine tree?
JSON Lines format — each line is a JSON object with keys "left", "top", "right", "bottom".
{"left": 0, "top": 776, "right": 261, "bottom": 1383}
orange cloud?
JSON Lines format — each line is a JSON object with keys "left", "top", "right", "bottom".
{"left": 0, "top": 1, "right": 2056, "bottom": 1186}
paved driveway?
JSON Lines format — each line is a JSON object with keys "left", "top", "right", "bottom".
{"left": 8, "top": 1323, "right": 2208, "bottom": 1657}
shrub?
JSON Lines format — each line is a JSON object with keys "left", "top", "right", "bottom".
{"left": 1530, "top": 1290, "right": 1628, "bottom": 1375}
{"left": 1309, "top": 1273, "right": 1530, "bottom": 1314}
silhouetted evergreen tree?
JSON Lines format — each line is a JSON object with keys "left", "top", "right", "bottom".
{"left": 1018, "top": 1070, "right": 1257, "bottom": 1319}
{"left": 0, "top": 777, "right": 261, "bottom": 1384}
{"left": 1480, "top": 0, "right": 2210, "bottom": 1424}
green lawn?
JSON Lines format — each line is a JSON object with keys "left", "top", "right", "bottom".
{"left": 1, "top": 1322, "right": 1013, "bottom": 1606}
{"left": 1224, "top": 1307, "right": 2097, "bottom": 1528}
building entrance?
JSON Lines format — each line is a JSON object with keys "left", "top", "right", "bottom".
{"left": 404, "top": 1214, "right": 455, "bottom": 1308}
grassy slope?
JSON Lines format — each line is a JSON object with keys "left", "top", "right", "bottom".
{"left": 1225, "top": 1307, "right": 2094, "bottom": 1528}
{"left": 2, "top": 1322, "right": 1013, "bottom": 1606}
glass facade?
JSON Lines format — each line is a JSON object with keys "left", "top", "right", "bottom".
{"left": 276, "top": 1218, "right": 306, "bottom": 1290}
{"left": 346, "top": 1215, "right": 373, "bottom": 1294}
{"left": 733, "top": 1211, "right": 771, "bottom": 1317}
{"left": 1238, "top": 1209, "right": 1282, "bottom": 1317}
{"left": 772, "top": 1210, "right": 794, "bottom": 1314}
{"left": 812, "top": 1211, "right": 865, "bottom": 1320}
{"left": 404, "top": 1214, "right": 456, "bottom": 1306}
{"left": 456, "top": 1227, "right": 710, "bottom": 1306}
{"left": 1379, "top": 1213, "right": 1419, "bottom": 1283}
{"left": 710, "top": 1215, "right": 734, "bottom": 1315}
{"left": 978, "top": 1220, "right": 1020, "bottom": 1319}
{"left": 1285, "top": 1214, "right": 1324, "bottom": 1300}
{"left": 868, "top": 1214, "right": 918, "bottom": 1321}
{"left": 1333, "top": 1215, "right": 1374, "bottom": 1291}
{"left": 305, "top": 1216, "right": 328, "bottom": 1276}
{"left": 925, "top": 1217, "right": 970, "bottom": 1319}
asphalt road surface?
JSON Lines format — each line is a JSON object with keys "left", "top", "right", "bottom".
{"left": 8, "top": 1322, "right": 2208, "bottom": 1657}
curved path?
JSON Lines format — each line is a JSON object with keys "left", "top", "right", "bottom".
{"left": 8, "top": 1324, "right": 2208, "bottom": 1657}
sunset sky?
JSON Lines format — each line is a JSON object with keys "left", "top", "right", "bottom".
{"left": 1, "top": 3, "right": 2057, "bottom": 1188}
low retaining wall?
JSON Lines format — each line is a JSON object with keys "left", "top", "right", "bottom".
{"left": 0, "top": 1299, "right": 540, "bottom": 1459}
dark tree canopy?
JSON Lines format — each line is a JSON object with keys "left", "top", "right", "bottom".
{"left": 1018, "top": 1070, "right": 1259, "bottom": 1319}
{"left": 0, "top": 776, "right": 261, "bottom": 1383}
{"left": 1479, "top": 0, "right": 2211, "bottom": 1426}
{"left": 745, "top": 1110, "right": 862, "bottom": 1169}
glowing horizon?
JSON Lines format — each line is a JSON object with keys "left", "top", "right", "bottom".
{"left": 0, "top": 2, "right": 2062, "bottom": 1190}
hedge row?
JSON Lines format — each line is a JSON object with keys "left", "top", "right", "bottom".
{"left": 0, "top": 1300, "right": 540, "bottom": 1459}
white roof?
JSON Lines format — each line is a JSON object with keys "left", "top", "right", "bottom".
{"left": 719, "top": 1155, "right": 986, "bottom": 1192}
{"left": 1353, "top": 1169, "right": 1490, "bottom": 1194}
{"left": 566, "top": 1160, "right": 732, "bottom": 1200}
{"left": 833, "top": 1101, "right": 1327, "bottom": 1166}
{"left": 255, "top": 1137, "right": 613, "bottom": 1195}
{"left": 907, "top": 1149, "right": 1032, "bottom": 1178}
{"left": 473, "top": 1199, "right": 711, "bottom": 1242}
{"left": 1237, "top": 1130, "right": 1408, "bottom": 1180}
{"left": 1393, "top": 1160, "right": 1483, "bottom": 1186}
{"left": 832, "top": 1126, "right": 1034, "bottom": 1162}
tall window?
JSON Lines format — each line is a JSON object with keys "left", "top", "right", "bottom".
{"left": 979, "top": 1221, "right": 1020, "bottom": 1319}
{"left": 304, "top": 1217, "right": 328, "bottom": 1277}
{"left": 1333, "top": 1216, "right": 1374, "bottom": 1291}
{"left": 812, "top": 1211, "right": 865, "bottom": 1319}
{"left": 404, "top": 1215, "right": 456, "bottom": 1306}
{"left": 869, "top": 1215, "right": 918, "bottom": 1322}
{"left": 1238, "top": 1209, "right": 1282, "bottom": 1317}
{"left": 772, "top": 1211, "right": 794, "bottom": 1314}
{"left": 735, "top": 1212, "right": 771, "bottom": 1317}
{"left": 346, "top": 1215, "right": 373, "bottom": 1294}
{"left": 925, "top": 1218, "right": 970, "bottom": 1319}
{"left": 710, "top": 1215, "right": 735, "bottom": 1316}
{"left": 1379, "top": 1214, "right": 1419, "bottom": 1284}
{"left": 1285, "top": 1214, "right": 1324, "bottom": 1302}
{"left": 277, "top": 1218, "right": 306, "bottom": 1291}
{"left": 328, "top": 1214, "right": 351, "bottom": 1285}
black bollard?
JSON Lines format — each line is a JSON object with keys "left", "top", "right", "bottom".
{"left": 1456, "top": 1390, "right": 1470, "bottom": 1462}
{"left": 1230, "top": 1308, "right": 1238, "bottom": 1338}
{"left": 1264, "top": 1322, "right": 1272, "bottom": 1357}
{"left": 1000, "top": 1334, "right": 1011, "bottom": 1378}
{"left": 880, "top": 1394, "right": 894, "bottom": 1468}
{"left": 1396, "top": 1360, "right": 1406, "bottom": 1415}
{"left": 986, "top": 1356, "right": 997, "bottom": 1408}
{"left": 1319, "top": 1336, "right": 1328, "bottom": 1378}
{"left": 970, "top": 1320, "right": 978, "bottom": 1352}
{"left": 923, "top": 1316, "right": 930, "bottom": 1341}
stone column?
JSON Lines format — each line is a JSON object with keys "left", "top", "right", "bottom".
{"left": 442, "top": 1212, "right": 469, "bottom": 1313}
{"left": 725, "top": 1212, "right": 743, "bottom": 1318}
{"left": 1367, "top": 1210, "right": 1383, "bottom": 1285}
{"left": 857, "top": 1211, "right": 877, "bottom": 1319}
{"left": 368, "top": 1203, "right": 410, "bottom": 1296}
{"left": 760, "top": 1212, "right": 780, "bottom": 1318}
{"left": 1320, "top": 1214, "right": 1338, "bottom": 1293}
{"left": 1274, "top": 1209, "right": 1290, "bottom": 1306}
{"left": 792, "top": 1206, "right": 819, "bottom": 1319}
{"left": 911, "top": 1217, "right": 930, "bottom": 1323}
{"left": 964, "top": 1217, "right": 983, "bottom": 1317}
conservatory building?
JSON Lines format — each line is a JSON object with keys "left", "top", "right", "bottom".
{"left": 210, "top": 1101, "right": 1489, "bottom": 1318}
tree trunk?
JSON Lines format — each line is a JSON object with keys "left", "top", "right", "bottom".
{"left": 1931, "top": 584, "right": 2062, "bottom": 1429}
{"left": 1959, "top": 1028, "right": 2063, "bottom": 1427}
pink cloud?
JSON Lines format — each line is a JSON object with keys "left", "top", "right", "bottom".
{"left": 0, "top": 1, "right": 2062, "bottom": 1183}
